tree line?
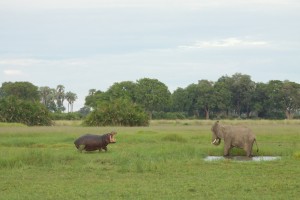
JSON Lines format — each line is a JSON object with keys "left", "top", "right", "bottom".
{"left": 1, "top": 73, "right": 300, "bottom": 126}
{"left": 83, "top": 78, "right": 170, "bottom": 126}
{"left": 85, "top": 73, "right": 300, "bottom": 120}
{"left": 0, "top": 82, "right": 77, "bottom": 125}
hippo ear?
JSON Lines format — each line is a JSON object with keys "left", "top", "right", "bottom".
{"left": 111, "top": 131, "right": 117, "bottom": 135}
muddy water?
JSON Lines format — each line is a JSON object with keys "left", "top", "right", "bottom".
{"left": 204, "top": 156, "right": 281, "bottom": 162}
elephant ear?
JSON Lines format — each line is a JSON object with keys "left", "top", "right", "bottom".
{"left": 221, "top": 125, "right": 225, "bottom": 131}
{"left": 212, "top": 121, "right": 219, "bottom": 131}
{"left": 219, "top": 125, "right": 226, "bottom": 138}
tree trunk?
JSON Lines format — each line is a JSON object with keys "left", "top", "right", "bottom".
{"left": 205, "top": 107, "right": 209, "bottom": 120}
{"left": 237, "top": 104, "right": 241, "bottom": 117}
{"left": 193, "top": 110, "right": 199, "bottom": 118}
{"left": 285, "top": 110, "right": 294, "bottom": 119}
{"left": 148, "top": 111, "right": 153, "bottom": 120}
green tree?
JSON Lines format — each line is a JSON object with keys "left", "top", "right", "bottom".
{"left": 213, "top": 76, "right": 233, "bottom": 118}
{"left": 78, "top": 106, "right": 91, "bottom": 117}
{"left": 252, "top": 82, "right": 268, "bottom": 118}
{"left": 230, "top": 73, "right": 255, "bottom": 117}
{"left": 0, "top": 82, "right": 52, "bottom": 125}
{"left": 84, "top": 98, "right": 149, "bottom": 126}
{"left": 197, "top": 80, "right": 215, "bottom": 119}
{"left": 85, "top": 90, "right": 108, "bottom": 109}
{"left": 106, "top": 81, "right": 137, "bottom": 102}
{"left": 0, "top": 96, "right": 52, "bottom": 126}
{"left": 40, "top": 86, "right": 52, "bottom": 105}
{"left": 0, "top": 82, "right": 40, "bottom": 102}
{"left": 39, "top": 86, "right": 57, "bottom": 112}
{"left": 171, "top": 87, "right": 189, "bottom": 113}
{"left": 65, "top": 91, "right": 78, "bottom": 112}
{"left": 281, "top": 81, "right": 300, "bottom": 119}
{"left": 185, "top": 83, "right": 201, "bottom": 118}
{"left": 252, "top": 81, "right": 284, "bottom": 119}
{"left": 135, "top": 78, "right": 171, "bottom": 118}
{"left": 56, "top": 85, "right": 65, "bottom": 112}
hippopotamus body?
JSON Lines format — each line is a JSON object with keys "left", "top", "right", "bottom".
{"left": 74, "top": 131, "right": 117, "bottom": 152}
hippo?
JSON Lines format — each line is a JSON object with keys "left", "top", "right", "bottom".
{"left": 74, "top": 131, "right": 117, "bottom": 152}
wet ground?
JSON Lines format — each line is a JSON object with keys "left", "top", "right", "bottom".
{"left": 204, "top": 156, "right": 281, "bottom": 162}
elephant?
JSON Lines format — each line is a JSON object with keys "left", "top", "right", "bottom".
{"left": 211, "top": 121, "right": 258, "bottom": 157}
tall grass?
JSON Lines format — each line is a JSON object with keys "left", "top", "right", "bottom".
{"left": 0, "top": 120, "right": 299, "bottom": 199}
{"left": 0, "top": 122, "right": 27, "bottom": 127}
{"left": 150, "top": 119, "right": 300, "bottom": 126}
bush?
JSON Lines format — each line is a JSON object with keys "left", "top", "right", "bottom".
{"left": 51, "top": 112, "right": 82, "bottom": 120}
{"left": 152, "top": 111, "right": 187, "bottom": 119}
{"left": 83, "top": 99, "right": 149, "bottom": 126}
{"left": 162, "top": 134, "right": 187, "bottom": 143}
{"left": 0, "top": 97, "right": 52, "bottom": 126}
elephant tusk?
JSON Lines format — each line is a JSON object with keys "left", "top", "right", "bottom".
{"left": 212, "top": 139, "right": 217, "bottom": 144}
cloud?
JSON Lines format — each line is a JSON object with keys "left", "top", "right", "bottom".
{"left": 3, "top": 69, "right": 23, "bottom": 76}
{"left": 0, "top": 59, "right": 41, "bottom": 66}
{"left": 1, "top": 0, "right": 299, "bottom": 10}
{"left": 179, "top": 38, "right": 269, "bottom": 49}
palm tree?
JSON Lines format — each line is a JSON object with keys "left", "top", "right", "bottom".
{"left": 70, "top": 93, "right": 78, "bottom": 112}
{"left": 39, "top": 87, "right": 57, "bottom": 112}
{"left": 89, "top": 89, "right": 96, "bottom": 95}
{"left": 56, "top": 85, "right": 65, "bottom": 112}
{"left": 39, "top": 86, "right": 51, "bottom": 106}
{"left": 65, "top": 92, "right": 77, "bottom": 112}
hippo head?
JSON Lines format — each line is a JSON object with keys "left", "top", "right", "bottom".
{"left": 107, "top": 131, "right": 117, "bottom": 143}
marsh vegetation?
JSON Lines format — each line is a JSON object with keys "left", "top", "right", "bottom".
{"left": 0, "top": 120, "right": 299, "bottom": 199}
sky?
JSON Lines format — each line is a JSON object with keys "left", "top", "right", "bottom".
{"left": 1, "top": 0, "right": 300, "bottom": 111}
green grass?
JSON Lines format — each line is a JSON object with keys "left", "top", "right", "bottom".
{"left": 0, "top": 122, "right": 27, "bottom": 127}
{"left": 0, "top": 120, "right": 299, "bottom": 199}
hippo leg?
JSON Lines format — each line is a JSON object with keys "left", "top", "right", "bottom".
{"left": 102, "top": 146, "right": 108, "bottom": 152}
{"left": 78, "top": 144, "right": 85, "bottom": 152}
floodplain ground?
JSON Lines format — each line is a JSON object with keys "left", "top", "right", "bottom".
{"left": 0, "top": 120, "right": 299, "bottom": 199}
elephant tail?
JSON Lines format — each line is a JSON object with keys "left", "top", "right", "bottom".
{"left": 254, "top": 139, "right": 259, "bottom": 152}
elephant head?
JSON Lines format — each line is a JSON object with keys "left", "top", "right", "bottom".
{"left": 211, "top": 121, "right": 222, "bottom": 145}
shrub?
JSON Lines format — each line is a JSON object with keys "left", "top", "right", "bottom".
{"left": 51, "top": 112, "right": 82, "bottom": 120}
{"left": 294, "top": 152, "right": 300, "bottom": 159}
{"left": 83, "top": 99, "right": 149, "bottom": 126}
{"left": 152, "top": 111, "right": 187, "bottom": 119}
{"left": 0, "top": 97, "right": 52, "bottom": 126}
{"left": 162, "top": 134, "right": 187, "bottom": 143}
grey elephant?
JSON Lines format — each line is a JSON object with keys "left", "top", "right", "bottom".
{"left": 211, "top": 121, "right": 258, "bottom": 157}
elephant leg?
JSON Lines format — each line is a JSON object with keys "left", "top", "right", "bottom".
{"left": 244, "top": 142, "right": 253, "bottom": 157}
{"left": 223, "top": 143, "right": 231, "bottom": 157}
{"left": 246, "top": 142, "right": 254, "bottom": 157}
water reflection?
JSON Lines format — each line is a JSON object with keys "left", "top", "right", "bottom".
{"left": 204, "top": 156, "right": 281, "bottom": 162}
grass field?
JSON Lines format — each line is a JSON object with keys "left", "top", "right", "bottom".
{"left": 0, "top": 120, "right": 299, "bottom": 199}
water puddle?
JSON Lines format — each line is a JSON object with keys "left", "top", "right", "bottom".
{"left": 204, "top": 156, "right": 281, "bottom": 162}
